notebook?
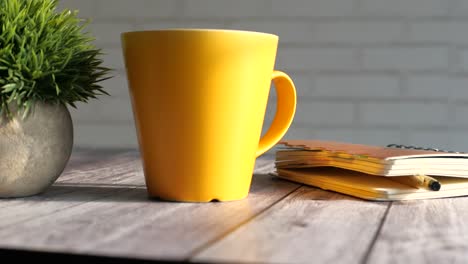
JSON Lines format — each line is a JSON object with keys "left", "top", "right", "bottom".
{"left": 274, "top": 140, "right": 468, "bottom": 201}
{"left": 276, "top": 140, "right": 468, "bottom": 177}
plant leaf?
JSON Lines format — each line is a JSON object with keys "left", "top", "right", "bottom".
{"left": 0, "top": 0, "right": 113, "bottom": 116}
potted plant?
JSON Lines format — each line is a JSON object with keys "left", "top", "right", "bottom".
{"left": 0, "top": 0, "right": 111, "bottom": 197}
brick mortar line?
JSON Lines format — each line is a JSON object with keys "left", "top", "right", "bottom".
{"left": 88, "top": 16, "right": 468, "bottom": 23}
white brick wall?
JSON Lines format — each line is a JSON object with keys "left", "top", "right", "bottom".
{"left": 277, "top": 48, "right": 358, "bottom": 71}
{"left": 228, "top": 21, "right": 314, "bottom": 43}
{"left": 460, "top": 49, "right": 468, "bottom": 72}
{"left": 96, "top": 0, "right": 180, "bottom": 19}
{"left": 314, "top": 75, "right": 400, "bottom": 97}
{"left": 58, "top": 0, "right": 97, "bottom": 18}
{"left": 185, "top": 0, "right": 271, "bottom": 18}
{"left": 359, "top": 0, "right": 449, "bottom": 17}
{"left": 359, "top": 103, "right": 449, "bottom": 126}
{"left": 409, "top": 22, "right": 468, "bottom": 44}
{"left": 452, "top": 0, "right": 468, "bottom": 17}
{"left": 60, "top": 0, "right": 468, "bottom": 152}
{"left": 362, "top": 47, "right": 449, "bottom": 71}
{"left": 271, "top": 0, "right": 354, "bottom": 17}
{"left": 313, "top": 22, "right": 404, "bottom": 44}
{"left": 294, "top": 101, "right": 356, "bottom": 126}
{"left": 407, "top": 75, "right": 468, "bottom": 99}
{"left": 91, "top": 22, "right": 135, "bottom": 47}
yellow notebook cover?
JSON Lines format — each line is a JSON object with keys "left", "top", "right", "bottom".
{"left": 276, "top": 168, "right": 468, "bottom": 201}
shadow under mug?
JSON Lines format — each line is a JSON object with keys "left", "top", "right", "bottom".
{"left": 121, "top": 29, "right": 296, "bottom": 202}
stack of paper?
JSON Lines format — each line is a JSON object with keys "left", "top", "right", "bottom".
{"left": 275, "top": 140, "right": 468, "bottom": 201}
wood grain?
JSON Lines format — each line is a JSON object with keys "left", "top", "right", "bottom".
{"left": 0, "top": 151, "right": 143, "bottom": 215}
{"left": 367, "top": 198, "right": 468, "bottom": 264}
{"left": 65, "top": 148, "right": 132, "bottom": 167}
{"left": 0, "top": 150, "right": 299, "bottom": 261}
{"left": 193, "top": 186, "right": 389, "bottom": 264}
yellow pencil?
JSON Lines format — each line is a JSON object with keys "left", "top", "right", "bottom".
{"left": 388, "top": 175, "right": 441, "bottom": 191}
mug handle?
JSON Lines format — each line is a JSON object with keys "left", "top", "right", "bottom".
{"left": 256, "top": 70, "right": 297, "bottom": 157}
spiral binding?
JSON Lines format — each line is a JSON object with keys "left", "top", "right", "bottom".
{"left": 386, "top": 144, "right": 463, "bottom": 154}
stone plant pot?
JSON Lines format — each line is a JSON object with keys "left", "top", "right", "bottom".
{"left": 0, "top": 101, "right": 73, "bottom": 197}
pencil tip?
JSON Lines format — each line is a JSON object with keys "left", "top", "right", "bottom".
{"left": 430, "top": 181, "right": 441, "bottom": 191}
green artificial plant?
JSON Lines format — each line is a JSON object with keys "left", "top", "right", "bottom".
{"left": 0, "top": 0, "right": 111, "bottom": 117}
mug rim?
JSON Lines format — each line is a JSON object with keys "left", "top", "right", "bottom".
{"left": 121, "top": 28, "right": 278, "bottom": 39}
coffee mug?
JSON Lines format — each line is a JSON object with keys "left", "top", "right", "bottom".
{"left": 121, "top": 29, "right": 296, "bottom": 202}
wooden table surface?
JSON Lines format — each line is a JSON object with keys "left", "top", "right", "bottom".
{"left": 1, "top": 149, "right": 468, "bottom": 263}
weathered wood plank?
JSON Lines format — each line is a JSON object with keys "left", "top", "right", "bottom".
{"left": 66, "top": 148, "right": 130, "bottom": 167}
{"left": 254, "top": 155, "right": 276, "bottom": 175}
{"left": 0, "top": 150, "right": 127, "bottom": 209}
{"left": 193, "top": 186, "right": 389, "bottom": 264}
{"left": 0, "top": 152, "right": 299, "bottom": 261}
{"left": 0, "top": 151, "right": 274, "bottom": 213}
{"left": 367, "top": 198, "right": 468, "bottom": 264}
{"left": 58, "top": 150, "right": 143, "bottom": 183}
{"left": 0, "top": 151, "right": 143, "bottom": 214}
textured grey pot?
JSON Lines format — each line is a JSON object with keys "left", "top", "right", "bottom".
{"left": 0, "top": 101, "right": 73, "bottom": 197}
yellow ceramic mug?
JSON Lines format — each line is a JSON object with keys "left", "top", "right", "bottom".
{"left": 121, "top": 29, "right": 296, "bottom": 202}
